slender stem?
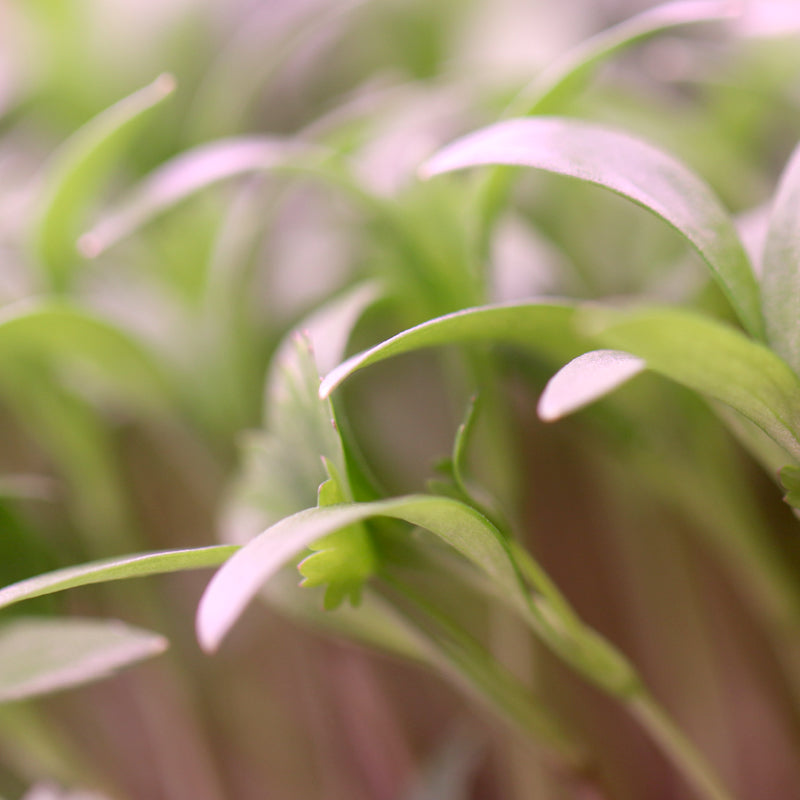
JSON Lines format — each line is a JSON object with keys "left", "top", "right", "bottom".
{"left": 629, "top": 692, "right": 737, "bottom": 800}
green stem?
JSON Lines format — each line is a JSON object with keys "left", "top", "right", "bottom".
{"left": 629, "top": 692, "right": 737, "bottom": 800}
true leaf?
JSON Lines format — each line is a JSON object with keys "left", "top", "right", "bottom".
{"left": 298, "top": 464, "right": 376, "bottom": 610}
{"left": 198, "top": 494, "right": 639, "bottom": 695}
{"left": 197, "top": 495, "right": 526, "bottom": 653}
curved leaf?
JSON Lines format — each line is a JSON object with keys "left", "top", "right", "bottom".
{"left": 538, "top": 350, "right": 646, "bottom": 421}
{"left": 583, "top": 306, "right": 800, "bottom": 460}
{"left": 421, "top": 117, "right": 764, "bottom": 340}
{"left": 80, "top": 137, "right": 316, "bottom": 257}
{"left": 197, "top": 496, "right": 525, "bottom": 653}
{"left": 0, "top": 546, "right": 236, "bottom": 612}
{"left": 0, "top": 618, "right": 167, "bottom": 703}
{"left": 762, "top": 141, "right": 800, "bottom": 374}
{"left": 198, "top": 494, "right": 638, "bottom": 696}
{"left": 321, "top": 301, "right": 584, "bottom": 397}
{"left": 320, "top": 298, "right": 800, "bottom": 463}
{"left": 509, "top": 0, "right": 739, "bottom": 115}
{"left": 0, "top": 300, "right": 170, "bottom": 409}
{"left": 32, "top": 74, "right": 176, "bottom": 290}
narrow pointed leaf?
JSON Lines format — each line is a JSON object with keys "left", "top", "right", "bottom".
{"left": 0, "top": 618, "right": 167, "bottom": 703}
{"left": 762, "top": 141, "right": 800, "bottom": 374}
{"left": 0, "top": 547, "right": 236, "bottom": 612}
{"left": 199, "top": 494, "right": 639, "bottom": 695}
{"left": 197, "top": 496, "right": 525, "bottom": 652}
{"left": 32, "top": 74, "right": 176, "bottom": 290}
{"left": 584, "top": 307, "right": 800, "bottom": 460}
{"left": 510, "top": 0, "right": 739, "bottom": 115}
{"left": 0, "top": 300, "right": 170, "bottom": 409}
{"left": 421, "top": 117, "right": 764, "bottom": 339}
{"left": 538, "top": 350, "right": 646, "bottom": 421}
{"left": 321, "top": 301, "right": 584, "bottom": 398}
{"left": 80, "top": 137, "right": 316, "bottom": 257}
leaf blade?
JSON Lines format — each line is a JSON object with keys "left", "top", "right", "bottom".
{"left": 32, "top": 74, "right": 176, "bottom": 290}
{"left": 762, "top": 141, "right": 800, "bottom": 374}
{"left": 0, "top": 546, "right": 236, "bottom": 612}
{"left": 538, "top": 350, "right": 646, "bottom": 421}
{"left": 197, "top": 496, "right": 525, "bottom": 652}
{"left": 321, "top": 301, "right": 584, "bottom": 397}
{"left": 422, "top": 117, "right": 764, "bottom": 339}
{"left": 509, "top": 0, "right": 739, "bottom": 116}
{"left": 0, "top": 618, "right": 167, "bottom": 703}
{"left": 79, "top": 137, "right": 316, "bottom": 257}
{"left": 584, "top": 306, "right": 800, "bottom": 460}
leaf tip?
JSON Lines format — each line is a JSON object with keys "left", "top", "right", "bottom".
{"left": 320, "top": 354, "right": 361, "bottom": 399}
{"left": 537, "top": 350, "right": 646, "bottom": 422}
{"left": 77, "top": 232, "right": 102, "bottom": 259}
{"left": 153, "top": 72, "right": 178, "bottom": 98}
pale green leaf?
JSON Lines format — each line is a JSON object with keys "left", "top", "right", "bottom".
{"left": 320, "top": 301, "right": 584, "bottom": 398}
{"left": 223, "top": 287, "right": 380, "bottom": 542}
{"left": 508, "top": 0, "right": 739, "bottom": 116}
{"left": 79, "top": 137, "right": 316, "bottom": 257}
{"left": 0, "top": 618, "right": 167, "bottom": 703}
{"left": 421, "top": 117, "right": 764, "bottom": 339}
{"left": 197, "top": 496, "right": 525, "bottom": 652}
{"left": 762, "top": 141, "right": 800, "bottom": 374}
{"left": 537, "top": 349, "right": 646, "bottom": 421}
{"left": 32, "top": 75, "right": 176, "bottom": 290}
{"left": 584, "top": 306, "right": 800, "bottom": 460}
{"left": 0, "top": 546, "right": 236, "bottom": 612}
{"left": 0, "top": 300, "right": 170, "bottom": 410}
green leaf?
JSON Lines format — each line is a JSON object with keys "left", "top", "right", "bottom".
{"left": 0, "top": 300, "right": 170, "bottom": 410}
{"left": 508, "top": 0, "right": 738, "bottom": 116}
{"left": 322, "top": 299, "right": 800, "bottom": 461}
{"left": 197, "top": 494, "right": 638, "bottom": 696}
{"left": 298, "top": 464, "right": 376, "bottom": 610}
{"left": 452, "top": 395, "right": 481, "bottom": 498}
{"left": 0, "top": 547, "right": 236, "bottom": 612}
{"left": 421, "top": 117, "right": 764, "bottom": 340}
{"left": 225, "top": 335, "right": 348, "bottom": 537}
{"left": 762, "top": 141, "right": 800, "bottom": 375}
{"left": 0, "top": 618, "right": 167, "bottom": 703}
{"left": 197, "top": 496, "right": 526, "bottom": 653}
{"left": 32, "top": 74, "right": 176, "bottom": 291}
{"left": 79, "top": 137, "right": 315, "bottom": 257}
{"left": 583, "top": 306, "right": 800, "bottom": 460}
{"left": 779, "top": 465, "right": 800, "bottom": 509}
{"left": 224, "top": 286, "right": 379, "bottom": 541}
{"left": 538, "top": 349, "right": 646, "bottom": 421}
{"left": 321, "top": 301, "right": 584, "bottom": 398}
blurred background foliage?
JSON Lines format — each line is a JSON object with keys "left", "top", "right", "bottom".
{"left": 3, "top": 0, "right": 800, "bottom": 798}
